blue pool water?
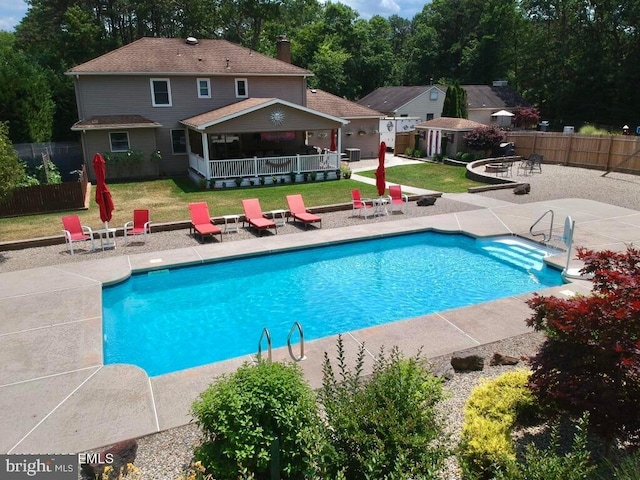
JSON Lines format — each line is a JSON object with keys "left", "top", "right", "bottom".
{"left": 102, "top": 232, "right": 564, "bottom": 376}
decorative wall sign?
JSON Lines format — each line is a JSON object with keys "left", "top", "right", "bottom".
{"left": 269, "top": 109, "right": 286, "bottom": 126}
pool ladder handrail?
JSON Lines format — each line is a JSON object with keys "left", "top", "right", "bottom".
{"left": 287, "top": 321, "right": 306, "bottom": 361}
{"left": 258, "top": 327, "right": 272, "bottom": 362}
{"left": 530, "top": 209, "right": 554, "bottom": 244}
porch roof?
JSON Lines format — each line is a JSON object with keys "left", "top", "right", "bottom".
{"left": 71, "top": 115, "right": 162, "bottom": 131}
{"left": 181, "top": 98, "right": 348, "bottom": 131}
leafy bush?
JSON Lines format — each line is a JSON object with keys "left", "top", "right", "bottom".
{"left": 318, "top": 336, "right": 449, "bottom": 479}
{"left": 526, "top": 247, "right": 640, "bottom": 447}
{"left": 191, "top": 361, "right": 323, "bottom": 480}
{"left": 103, "top": 150, "right": 145, "bottom": 166}
{"left": 456, "top": 151, "right": 465, "bottom": 160}
{"left": 458, "top": 370, "right": 536, "bottom": 477}
{"left": 340, "top": 164, "right": 352, "bottom": 179}
{"left": 461, "top": 152, "right": 474, "bottom": 162}
{"left": 599, "top": 451, "right": 640, "bottom": 479}
{"left": 579, "top": 125, "right": 610, "bottom": 136}
{"left": 493, "top": 414, "right": 594, "bottom": 480}
{"left": 463, "top": 125, "right": 506, "bottom": 154}
{"left": 514, "top": 107, "right": 541, "bottom": 130}
{"left": 404, "top": 147, "right": 414, "bottom": 156}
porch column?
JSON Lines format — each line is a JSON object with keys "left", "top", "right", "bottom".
{"left": 201, "top": 132, "right": 211, "bottom": 179}
{"left": 337, "top": 128, "right": 342, "bottom": 166}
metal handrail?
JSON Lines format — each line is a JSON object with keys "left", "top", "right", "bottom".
{"left": 258, "top": 327, "right": 272, "bottom": 362}
{"left": 530, "top": 209, "right": 554, "bottom": 243}
{"left": 287, "top": 321, "right": 306, "bottom": 361}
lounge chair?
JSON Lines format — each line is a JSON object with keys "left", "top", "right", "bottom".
{"left": 387, "top": 185, "right": 409, "bottom": 213}
{"left": 123, "top": 209, "right": 151, "bottom": 244}
{"left": 188, "top": 202, "right": 222, "bottom": 242}
{"left": 242, "top": 198, "right": 277, "bottom": 236}
{"left": 286, "top": 194, "right": 322, "bottom": 229}
{"left": 351, "top": 189, "right": 374, "bottom": 218}
{"left": 62, "top": 215, "right": 95, "bottom": 255}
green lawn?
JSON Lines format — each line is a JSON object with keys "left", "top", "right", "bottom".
{"left": 0, "top": 163, "right": 484, "bottom": 241}
{"left": 358, "top": 162, "right": 484, "bottom": 193}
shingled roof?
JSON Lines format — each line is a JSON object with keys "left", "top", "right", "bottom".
{"left": 306, "top": 89, "right": 383, "bottom": 119}
{"left": 464, "top": 85, "right": 530, "bottom": 109}
{"left": 66, "top": 37, "right": 312, "bottom": 76}
{"left": 415, "top": 117, "right": 485, "bottom": 130}
{"left": 357, "top": 86, "right": 436, "bottom": 112}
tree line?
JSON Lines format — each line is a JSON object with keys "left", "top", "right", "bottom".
{"left": 2, "top": 0, "right": 640, "bottom": 144}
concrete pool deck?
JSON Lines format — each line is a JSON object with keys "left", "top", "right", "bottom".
{"left": 1, "top": 197, "right": 640, "bottom": 455}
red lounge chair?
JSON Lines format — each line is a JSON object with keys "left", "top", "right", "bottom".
{"left": 286, "top": 194, "right": 322, "bottom": 229}
{"left": 351, "top": 189, "right": 374, "bottom": 218}
{"left": 62, "top": 215, "right": 95, "bottom": 255}
{"left": 188, "top": 202, "right": 222, "bottom": 242}
{"left": 388, "top": 185, "right": 409, "bottom": 213}
{"left": 242, "top": 198, "right": 277, "bottom": 236}
{"left": 124, "top": 209, "right": 151, "bottom": 244}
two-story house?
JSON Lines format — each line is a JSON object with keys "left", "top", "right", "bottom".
{"left": 67, "top": 36, "right": 380, "bottom": 183}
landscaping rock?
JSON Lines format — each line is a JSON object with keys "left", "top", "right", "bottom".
{"left": 490, "top": 352, "right": 520, "bottom": 366}
{"left": 514, "top": 183, "right": 531, "bottom": 195}
{"left": 433, "top": 361, "right": 456, "bottom": 380}
{"left": 417, "top": 196, "right": 437, "bottom": 206}
{"left": 451, "top": 352, "right": 484, "bottom": 371}
{"left": 81, "top": 440, "right": 138, "bottom": 480}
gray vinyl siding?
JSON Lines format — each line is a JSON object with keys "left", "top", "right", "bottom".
{"left": 203, "top": 105, "right": 341, "bottom": 134}
{"left": 394, "top": 88, "right": 445, "bottom": 121}
{"left": 74, "top": 74, "right": 306, "bottom": 174}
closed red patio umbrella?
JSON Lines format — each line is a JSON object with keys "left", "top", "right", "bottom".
{"left": 92, "top": 153, "right": 114, "bottom": 230}
{"left": 375, "top": 141, "right": 386, "bottom": 197}
{"left": 330, "top": 129, "right": 337, "bottom": 152}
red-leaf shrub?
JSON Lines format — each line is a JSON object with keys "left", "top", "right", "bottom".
{"left": 463, "top": 125, "right": 505, "bottom": 155}
{"left": 526, "top": 247, "right": 640, "bottom": 446}
{"left": 514, "top": 107, "right": 540, "bottom": 129}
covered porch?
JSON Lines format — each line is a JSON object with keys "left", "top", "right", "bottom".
{"left": 181, "top": 98, "right": 348, "bottom": 184}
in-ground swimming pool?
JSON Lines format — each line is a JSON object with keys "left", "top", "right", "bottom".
{"left": 102, "top": 232, "right": 564, "bottom": 376}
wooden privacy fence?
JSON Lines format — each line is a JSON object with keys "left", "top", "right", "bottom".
{"left": 505, "top": 132, "right": 640, "bottom": 175}
{"left": 0, "top": 167, "right": 89, "bottom": 218}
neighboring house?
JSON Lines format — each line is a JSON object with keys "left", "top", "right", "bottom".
{"left": 415, "top": 117, "right": 486, "bottom": 158}
{"left": 356, "top": 85, "right": 446, "bottom": 122}
{"left": 464, "top": 81, "right": 530, "bottom": 126}
{"left": 358, "top": 81, "right": 530, "bottom": 129}
{"left": 306, "top": 88, "right": 384, "bottom": 159}
{"left": 66, "top": 36, "right": 351, "bottom": 182}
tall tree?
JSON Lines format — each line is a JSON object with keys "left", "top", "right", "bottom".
{"left": 0, "top": 122, "right": 25, "bottom": 200}
{"left": 0, "top": 32, "right": 55, "bottom": 143}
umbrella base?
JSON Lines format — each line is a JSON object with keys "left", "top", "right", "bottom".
{"left": 95, "top": 227, "right": 117, "bottom": 250}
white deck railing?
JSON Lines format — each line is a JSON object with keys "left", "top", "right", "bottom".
{"left": 190, "top": 152, "right": 340, "bottom": 180}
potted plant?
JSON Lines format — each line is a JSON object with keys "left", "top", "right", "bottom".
{"left": 310, "top": 171, "right": 317, "bottom": 181}
{"left": 234, "top": 177, "right": 242, "bottom": 187}
{"left": 289, "top": 171, "right": 297, "bottom": 183}
{"left": 259, "top": 176, "right": 266, "bottom": 186}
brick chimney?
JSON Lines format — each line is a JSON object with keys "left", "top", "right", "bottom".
{"left": 276, "top": 35, "right": 291, "bottom": 64}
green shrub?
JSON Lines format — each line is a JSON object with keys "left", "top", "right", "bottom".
{"left": 579, "top": 125, "right": 610, "bottom": 136}
{"left": 456, "top": 151, "right": 465, "bottom": 160}
{"left": 494, "top": 414, "right": 594, "bottom": 480}
{"left": 461, "top": 152, "right": 474, "bottom": 162}
{"left": 191, "top": 361, "right": 323, "bottom": 480}
{"left": 458, "top": 370, "right": 535, "bottom": 478}
{"left": 599, "top": 450, "right": 640, "bottom": 479}
{"left": 340, "top": 164, "right": 352, "bottom": 179}
{"left": 404, "top": 147, "right": 414, "bottom": 156}
{"left": 318, "top": 336, "right": 449, "bottom": 479}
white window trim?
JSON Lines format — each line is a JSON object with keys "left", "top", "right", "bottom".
{"left": 109, "top": 131, "right": 130, "bottom": 152}
{"left": 235, "top": 78, "right": 248, "bottom": 98}
{"left": 197, "top": 78, "right": 211, "bottom": 99}
{"left": 150, "top": 78, "right": 172, "bottom": 107}
{"left": 171, "top": 129, "right": 187, "bottom": 155}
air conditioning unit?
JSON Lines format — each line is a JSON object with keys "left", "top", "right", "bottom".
{"left": 346, "top": 148, "right": 360, "bottom": 162}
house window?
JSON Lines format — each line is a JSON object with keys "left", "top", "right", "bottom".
{"left": 171, "top": 129, "right": 187, "bottom": 154}
{"left": 197, "top": 78, "right": 211, "bottom": 98}
{"left": 109, "top": 132, "right": 130, "bottom": 152}
{"left": 150, "top": 78, "right": 172, "bottom": 106}
{"left": 235, "top": 78, "right": 248, "bottom": 98}
{"left": 430, "top": 90, "right": 438, "bottom": 101}
{"left": 426, "top": 113, "right": 434, "bottom": 120}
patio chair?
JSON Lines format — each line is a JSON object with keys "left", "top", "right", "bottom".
{"left": 242, "top": 198, "right": 277, "bottom": 236}
{"left": 61, "top": 215, "right": 95, "bottom": 255}
{"left": 517, "top": 153, "right": 543, "bottom": 176}
{"left": 387, "top": 185, "right": 409, "bottom": 213}
{"left": 351, "top": 189, "right": 374, "bottom": 218}
{"left": 286, "top": 194, "right": 322, "bottom": 229}
{"left": 123, "top": 209, "right": 151, "bottom": 244}
{"left": 188, "top": 202, "right": 222, "bottom": 242}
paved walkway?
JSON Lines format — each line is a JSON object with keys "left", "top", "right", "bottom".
{"left": 2, "top": 192, "right": 640, "bottom": 454}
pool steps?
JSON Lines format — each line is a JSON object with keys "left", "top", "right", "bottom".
{"left": 480, "top": 241, "right": 550, "bottom": 271}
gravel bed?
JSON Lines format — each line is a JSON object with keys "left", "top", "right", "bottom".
{"left": 0, "top": 196, "right": 481, "bottom": 273}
